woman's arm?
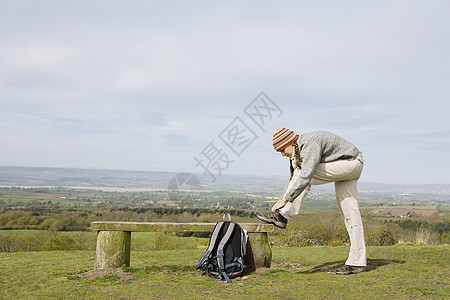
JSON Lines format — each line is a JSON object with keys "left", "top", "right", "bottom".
{"left": 284, "top": 141, "right": 322, "bottom": 202}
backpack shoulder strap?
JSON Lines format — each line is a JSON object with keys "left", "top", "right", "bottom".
{"left": 207, "top": 222, "right": 226, "bottom": 252}
{"left": 196, "top": 222, "right": 226, "bottom": 270}
{"left": 216, "top": 222, "right": 236, "bottom": 283}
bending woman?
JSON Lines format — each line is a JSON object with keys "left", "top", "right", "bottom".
{"left": 257, "top": 128, "right": 367, "bottom": 275}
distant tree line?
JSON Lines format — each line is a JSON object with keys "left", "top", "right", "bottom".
{"left": 0, "top": 207, "right": 257, "bottom": 231}
{"left": 124, "top": 207, "right": 257, "bottom": 218}
{"left": 0, "top": 208, "right": 448, "bottom": 251}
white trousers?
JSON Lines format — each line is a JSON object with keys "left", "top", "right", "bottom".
{"left": 280, "top": 153, "right": 366, "bottom": 267}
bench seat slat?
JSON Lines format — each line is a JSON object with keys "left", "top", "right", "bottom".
{"left": 90, "top": 221, "right": 273, "bottom": 233}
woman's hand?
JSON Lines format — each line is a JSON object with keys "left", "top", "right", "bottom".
{"left": 272, "top": 198, "right": 288, "bottom": 213}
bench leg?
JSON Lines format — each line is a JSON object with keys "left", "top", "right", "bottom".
{"left": 246, "top": 232, "right": 272, "bottom": 271}
{"left": 95, "top": 231, "right": 131, "bottom": 269}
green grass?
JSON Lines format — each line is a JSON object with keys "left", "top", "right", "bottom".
{"left": 0, "top": 229, "right": 97, "bottom": 241}
{"left": 0, "top": 229, "right": 50, "bottom": 238}
{"left": 0, "top": 230, "right": 209, "bottom": 252}
{"left": 0, "top": 245, "right": 448, "bottom": 299}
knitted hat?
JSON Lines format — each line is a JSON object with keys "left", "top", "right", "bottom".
{"left": 273, "top": 128, "right": 298, "bottom": 151}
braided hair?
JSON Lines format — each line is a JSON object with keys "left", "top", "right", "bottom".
{"left": 289, "top": 138, "right": 301, "bottom": 179}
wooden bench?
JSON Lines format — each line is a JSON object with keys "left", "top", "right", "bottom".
{"left": 91, "top": 221, "right": 274, "bottom": 271}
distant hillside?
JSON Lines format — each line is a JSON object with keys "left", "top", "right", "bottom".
{"left": 0, "top": 166, "right": 175, "bottom": 189}
{"left": 0, "top": 166, "right": 449, "bottom": 195}
{"left": 0, "top": 166, "right": 289, "bottom": 193}
{"left": 356, "top": 182, "right": 450, "bottom": 194}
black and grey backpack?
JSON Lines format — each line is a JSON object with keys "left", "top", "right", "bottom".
{"left": 196, "top": 216, "right": 248, "bottom": 283}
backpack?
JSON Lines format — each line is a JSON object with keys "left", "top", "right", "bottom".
{"left": 196, "top": 217, "right": 248, "bottom": 283}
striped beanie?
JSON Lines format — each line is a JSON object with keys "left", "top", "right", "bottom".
{"left": 273, "top": 128, "right": 298, "bottom": 151}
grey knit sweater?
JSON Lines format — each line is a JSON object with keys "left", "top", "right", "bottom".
{"left": 284, "top": 131, "right": 360, "bottom": 202}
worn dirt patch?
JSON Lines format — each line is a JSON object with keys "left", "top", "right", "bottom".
{"left": 76, "top": 268, "right": 136, "bottom": 280}
{"left": 271, "top": 262, "right": 309, "bottom": 272}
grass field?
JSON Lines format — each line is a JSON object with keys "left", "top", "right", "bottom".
{"left": 0, "top": 230, "right": 208, "bottom": 252}
{"left": 0, "top": 245, "right": 448, "bottom": 299}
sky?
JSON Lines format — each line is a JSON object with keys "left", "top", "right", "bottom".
{"left": 1, "top": 0, "right": 449, "bottom": 186}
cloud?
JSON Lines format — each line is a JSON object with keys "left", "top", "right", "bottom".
{"left": 3, "top": 41, "right": 77, "bottom": 72}
{"left": 0, "top": 0, "right": 449, "bottom": 184}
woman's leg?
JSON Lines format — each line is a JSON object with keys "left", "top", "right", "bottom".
{"left": 335, "top": 179, "right": 366, "bottom": 266}
{"left": 309, "top": 154, "right": 366, "bottom": 266}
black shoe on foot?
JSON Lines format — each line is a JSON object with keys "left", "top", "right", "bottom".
{"left": 335, "top": 265, "right": 366, "bottom": 275}
{"left": 256, "top": 212, "right": 287, "bottom": 229}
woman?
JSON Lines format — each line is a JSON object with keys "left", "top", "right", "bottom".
{"left": 257, "top": 128, "right": 367, "bottom": 275}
